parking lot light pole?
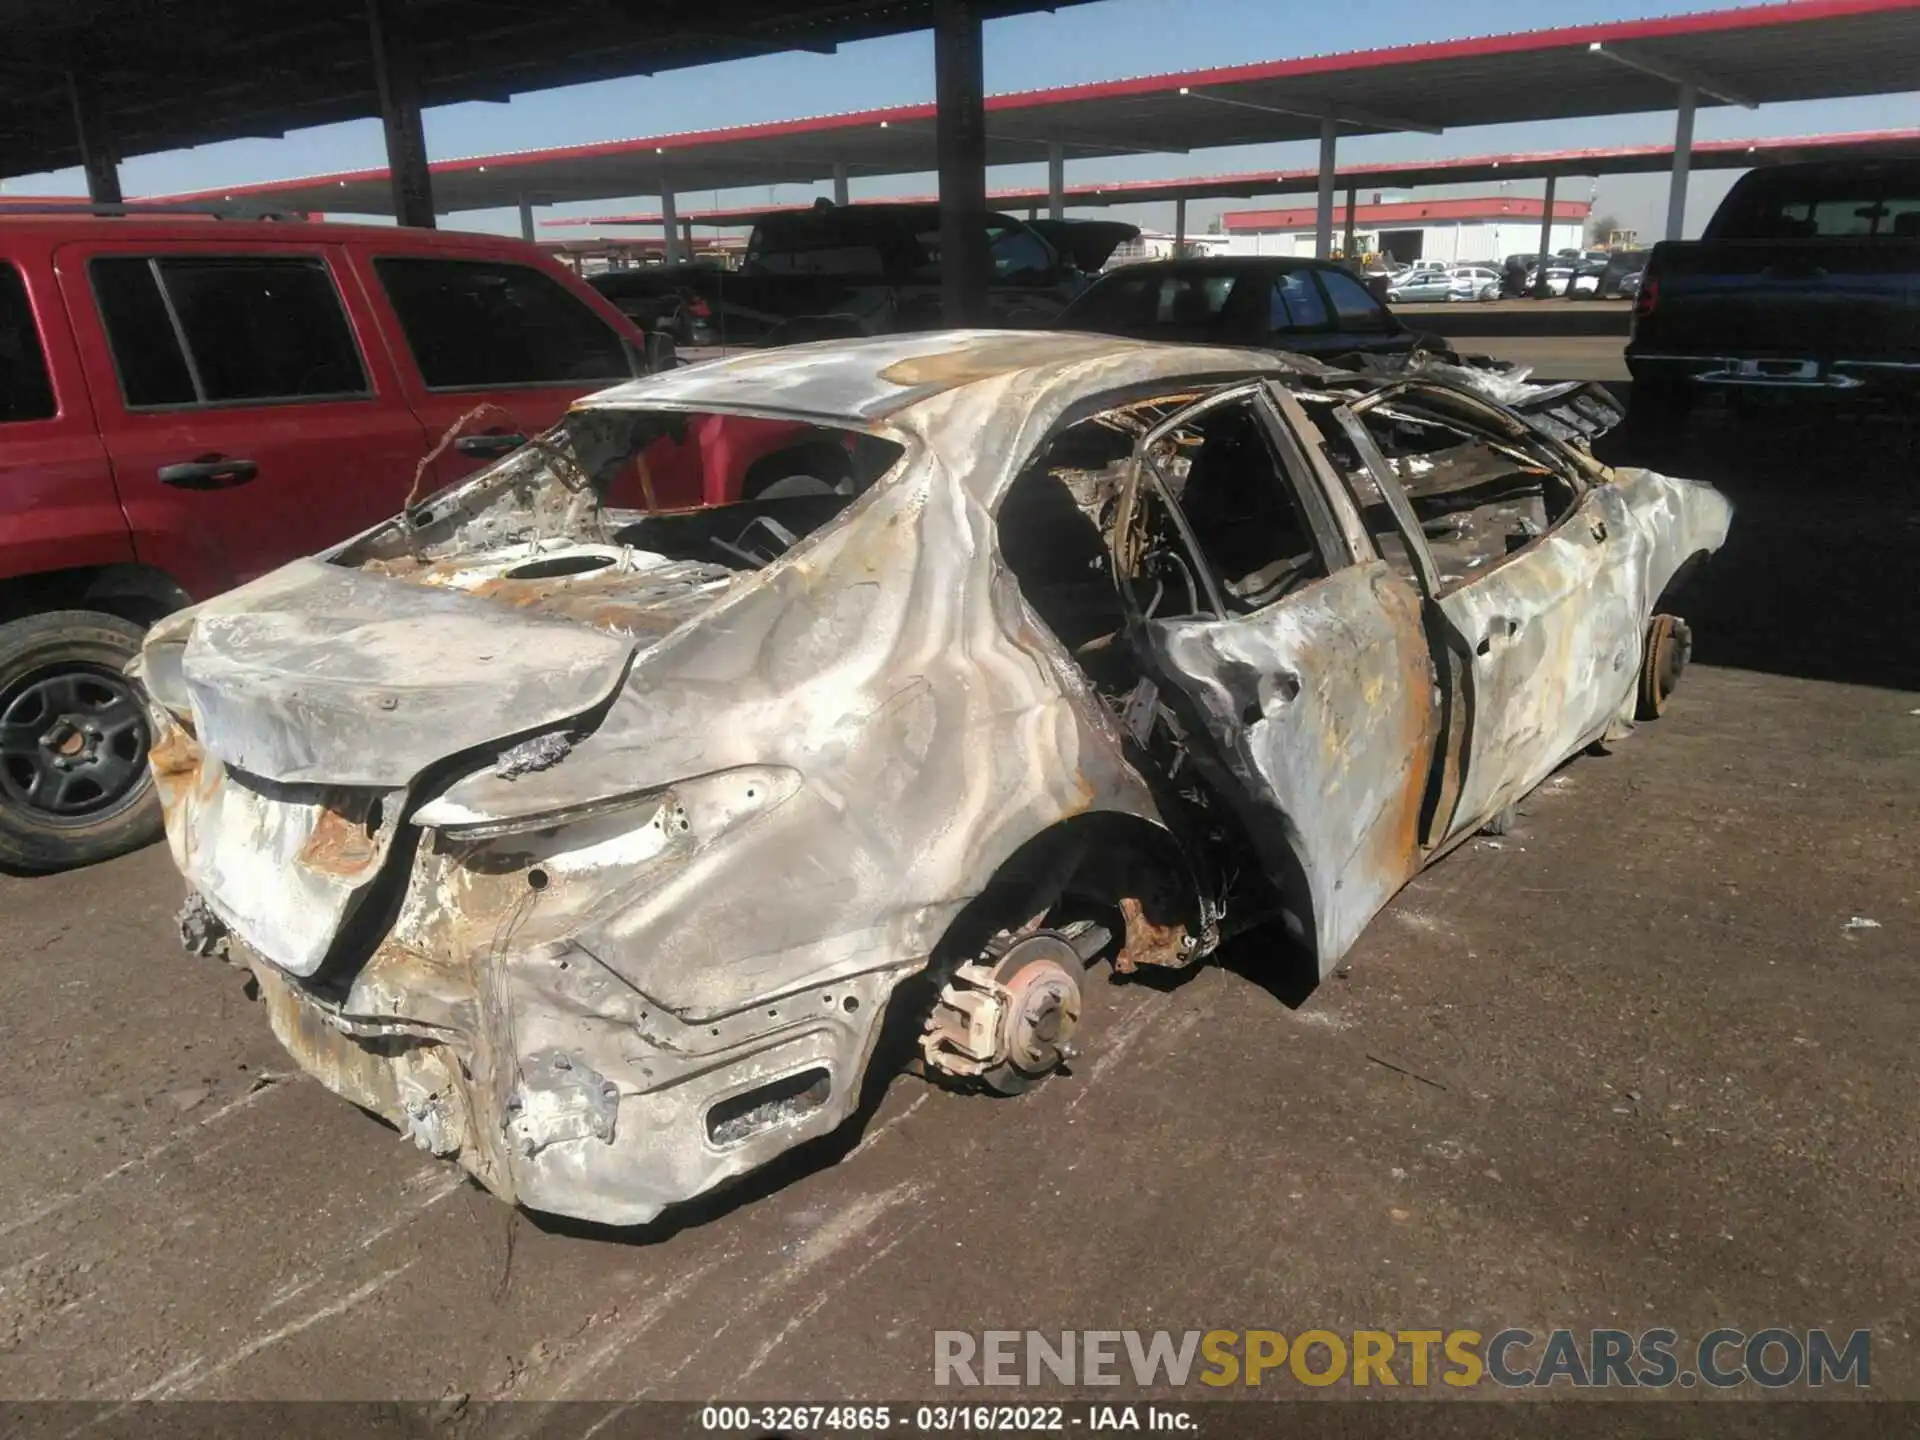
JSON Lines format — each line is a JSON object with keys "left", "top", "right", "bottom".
{"left": 935, "top": 0, "right": 990, "bottom": 326}
{"left": 367, "top": 0, "right": 435, "bottom": 228}
{"left": 1668, "top": 82, "right": 1697, "bottom": 241}
{"left": 1533, "top": 174, "right": 1557, "bottom": 298}
{"left": 1315, "top": 118, "right": 1337, "bottom": 259}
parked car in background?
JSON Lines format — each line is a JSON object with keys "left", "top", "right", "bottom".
{"left": 622, "top": 203, "right": 1137, "bottom": 350}
{"left": 1628, "top": 158, "right": 1920, "bottom": 434}
{"left": 0, "top": 213, "right": 829, "bottom": 872}
{"left": 1526, "top": 261, "right": 1576, "bottom": 295}
{"left": 1386, "top": 269, "right": 1454, "bottom": 303}
{"left": 1060, "top": 257, "right": 1423, "bottom": 359}
{"left": 590, "top": 264, "right": 720, "bottom": 345}
{"left": 1449, "top": 266, "right": 1503, "bottom": 301}
{"left": 1605, "top": 251, "right": 1648, "bottom": 299}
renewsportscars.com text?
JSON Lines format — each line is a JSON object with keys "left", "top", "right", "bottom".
{"left": 933, "top": 1328, "right": 1870, "bottom": 1390}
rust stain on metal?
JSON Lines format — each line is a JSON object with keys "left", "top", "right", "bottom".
{"left": 1116, "top": 896, "right": 1192, "bottom": 973}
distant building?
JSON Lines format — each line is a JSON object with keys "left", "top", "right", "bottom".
{"left": 1105, "top": 230, "right": 1234, "bottom": 265}
{"left": 1219, "top": 194, "right": 1592, "bottom": 264}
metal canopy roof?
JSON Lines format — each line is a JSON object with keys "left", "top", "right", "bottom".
{"left": 145, "top": 0, "right": 1920, "bottom": 216}
{"left": 0, "top": 0, "right": 1091, "bottom": 182}
{"left": 539, "top": 129, "right": 1920, "bottom": 228}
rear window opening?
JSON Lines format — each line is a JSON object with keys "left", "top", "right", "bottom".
{"left": 338, "top": 406, "right": 904, "bottom": 578}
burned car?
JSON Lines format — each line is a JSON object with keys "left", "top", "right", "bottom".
{"left": 138, "top": 332, "right": 1730, "bottom": 1226}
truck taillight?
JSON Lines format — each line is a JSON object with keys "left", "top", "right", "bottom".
{"left": 1634, "top": 275, "right": 1658, "bottom": 320}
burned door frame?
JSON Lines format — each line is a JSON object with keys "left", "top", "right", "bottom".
{"left": 1109, "top": 380, "right": 1449, "bottom": 975}
{"left": 1333, "top": 380, "right": 1640, "bottom": 842}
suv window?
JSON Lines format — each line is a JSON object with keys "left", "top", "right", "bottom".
{"left": 91, "top": 255, "right": 368, "bottom": 409}
{"left": 1319, "top": 270, "right": 1388, "bottom": 331}
{"left": 1269, "top": 271, "right": 1330, "bottom": 332}
{"left": 0, "top": 263, "right": 56, "bottom": 423}
{"left": 375, "top": 257, "right": 635, "bottom": 391}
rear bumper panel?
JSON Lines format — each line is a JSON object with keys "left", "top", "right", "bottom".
{"left": 247, "top": 928, "right": 913, "bottom": 1227}
{"left": 1628, "top": 350, "right": 1920, "bottom": 399}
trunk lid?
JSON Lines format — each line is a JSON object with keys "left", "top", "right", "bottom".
{"left": 179, "top": 557, "right": 639, "bottom": 790}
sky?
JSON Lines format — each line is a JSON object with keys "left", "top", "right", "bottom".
{"left": 6, "top": 0, "right": 1917, "bottom": 243}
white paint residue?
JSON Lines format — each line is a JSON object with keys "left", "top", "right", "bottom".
{"left": 3, "top": 1075, "right": 295, "bottom": 1240}
{"left": 737, "top": 1229, "right": 910, "bottom": 1383}
{"left": 847, "top": 1090, "right": 930, "bottom": 1160}
{"left": 73, "top": 1264, "right": 411, "bottom": 1429}
{"left": 1065, "top": 998, "right": 1162, "bottom": 1114}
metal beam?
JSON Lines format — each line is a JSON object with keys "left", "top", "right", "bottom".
{"left": 367, "top": 0, "right": 434, "bottom": 227}
{"left": 517, "top": 196, "right": 534, "bottom": 242}
{"left": 934, "top": 0, "right": 988, "bottom": 326}
{"left": 65, "top": 70, "right": 122, "bottom": 206}
{"left": 1174, "top": 195, "right": 1186, "bottom": 255}
{"left": 1342, "top": 184, "right": 1357, "bottom": 260}
{"left": 1587, "top": 42, "right": 1757, "bottom": 108}
{"left": 1315, "top": 119, "right": 1336, "bottom": 260}
{"left": 1533, "top": 174, "right": 1556, "bottom": 298}
{"left": 1047, "top": 140, "right": 1064, "bottom": 221}
{"left": 660, "top": 185, "right": 681, "bottom": 263}
{"left": 832, "top": 160, "right": 849, "bottom": 205}
{"left": 1178, "top": 86, "right": 1442, "bottom": 136}
{"left": 1667, "top": 83, "right": 1696, "bottom": 242}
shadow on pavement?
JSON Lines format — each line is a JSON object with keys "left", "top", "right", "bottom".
{"left": 1600, "top": 401, "right": 1920, "bottom": 694}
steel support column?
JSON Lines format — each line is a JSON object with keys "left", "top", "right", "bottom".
{"left": 1342, "top": 185, "right": 1357, "bottom": 260}
{"left": 1315, "top": 119, "right": 1337, "bottom": 260}
{"left": 1173, "top": 196, "right": 1186, "bottom": 256}
{"left": 660, "top": 187, "right": 681, "bottom": 265}
{"left": 1533, "top": 175, "right": 1557, "bottom": 298}
{"left": 1047, "top": 141, "right": 1065, "bottom": 221}
{"left": 65, "top": 71, "right": 121, "bottom": 206}
{"left": 1667, "top": 83, "right": 1697, "bottom": 242}
{"left": 934, "top": 0, "right": 989, "bottom": 327}
{"left": 832, "top": 161, "right": 849, "bottom": 206}
{"left": 367, "top": 0, "right": 434, "bottom": 228}
{"left": 517, "top": 197, "right": 535, "bottom": 242}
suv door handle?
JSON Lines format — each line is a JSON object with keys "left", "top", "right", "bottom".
{"left": 157, "top": 456, "right": 258, "bottom": 489}
{"left": 455, "top": 433, "right": 527, "bottom": 458}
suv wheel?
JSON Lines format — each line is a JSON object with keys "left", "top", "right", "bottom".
{"left": 0, "top": 611, "right": 161, "bottom": 873}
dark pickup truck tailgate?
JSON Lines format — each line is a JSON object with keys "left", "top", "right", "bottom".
{"left": 1636, "top": 239, "right": 1920, "bottom": 361}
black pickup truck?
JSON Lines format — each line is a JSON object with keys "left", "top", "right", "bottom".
{"left": 1627, "top": 157, "right": 1920, "bottom": 435}
{"left": 591, "top": 203, "right": 1138, "bottom": 352}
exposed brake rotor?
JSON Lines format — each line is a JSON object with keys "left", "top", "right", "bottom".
{"left": 919, "top": 926, "right": 1106, "bottom": 1095}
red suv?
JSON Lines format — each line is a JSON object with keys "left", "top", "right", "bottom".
{"left": 0, "top": 214, "right": 827, "bottom": 872}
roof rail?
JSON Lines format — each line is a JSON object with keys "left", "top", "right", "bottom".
{"left": 0, "top": 201, "right": 304, "bottom": 221}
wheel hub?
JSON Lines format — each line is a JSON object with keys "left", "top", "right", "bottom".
{"left": 920, "top": 931, "right": 1088, "bottom": 1094}
{"left": 0, "top": 667, "right": 149, "bottom": 818}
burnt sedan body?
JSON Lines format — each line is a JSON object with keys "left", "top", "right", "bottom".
{"left": 137, "top": 332, "right": 1730, "bottom": 1227}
